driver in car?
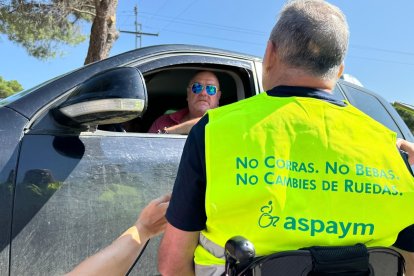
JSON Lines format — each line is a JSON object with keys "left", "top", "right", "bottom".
{"left": 148, "top": 71, "right": 221, "bottom": 135}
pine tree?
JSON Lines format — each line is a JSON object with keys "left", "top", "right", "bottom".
{"left": 0, "top": 0, "right": 118, "bottom": 64}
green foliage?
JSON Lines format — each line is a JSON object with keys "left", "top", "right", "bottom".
{"left": 0, "top": 76, "right": 23, "bottom": 98}
{"left": 98, "top": 183, "right": 138, "bottom": 202}
{"left": 0, "top": 1, "right": 95, "bottom": 59}
{"left": 393, "top": 103, "right": 414, "bottom": 135}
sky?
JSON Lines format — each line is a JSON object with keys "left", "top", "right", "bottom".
{"left": 1, "top": 0, "right": 414, "bottom": 105}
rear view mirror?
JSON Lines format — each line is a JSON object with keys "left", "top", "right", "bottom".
{"left": 53, "top": 67, "right": 148, "bottom": 128}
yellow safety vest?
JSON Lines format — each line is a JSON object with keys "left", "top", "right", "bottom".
{"left": 194, "top": 92, "right": 414, "bottom": 268}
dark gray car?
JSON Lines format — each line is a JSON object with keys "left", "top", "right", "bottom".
{"left": 0, "top": 44, "right": 412, "bottom": 275}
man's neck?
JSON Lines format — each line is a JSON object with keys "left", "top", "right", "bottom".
{"left": 270, "top": 69, "right": 336, "bottom": 93}
{"left": 265, "top": 58, "right": 338, "bottom": 93}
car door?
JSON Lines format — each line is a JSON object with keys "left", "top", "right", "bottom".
{"left": 10, "top": 53, "right": 258, "bottom": 275}
{"left": 0, "top": 108, "right": 28, "bottom": 276}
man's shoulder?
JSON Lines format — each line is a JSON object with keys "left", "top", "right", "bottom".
{"left": 208, "top": 94, "right": 263, "bottom": 115}
{"left": 206, "top": 94, "right": 265, "bottom": 122}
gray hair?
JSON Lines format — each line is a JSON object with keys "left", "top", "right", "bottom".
{"left": 269, "top": 0, "right": 349, "bottom": 80}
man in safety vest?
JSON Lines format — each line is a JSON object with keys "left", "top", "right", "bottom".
{"left": 158, "top": 0, "right": 414, "bottom": 275}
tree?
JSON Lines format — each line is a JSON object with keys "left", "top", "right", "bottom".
{"left": 393, "top": 102, "right": 414, "bottom": 135}
{"left": 0, "top": 76, "right": 23, "bottom": 98}
{"left": 84, "top": 0, "right": 119, "bottom": 64}
{"left": 0, "top": 0, "right": 119, "bottom": 64}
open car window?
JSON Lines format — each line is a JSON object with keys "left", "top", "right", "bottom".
{"left": 99, "top": 63, "right": 256, "bottom": 133}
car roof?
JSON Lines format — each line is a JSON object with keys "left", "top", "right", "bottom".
{"left": 122, "top": 44, "right": 262, "bottom": 61}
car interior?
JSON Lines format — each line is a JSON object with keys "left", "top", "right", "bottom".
{"left": 110, "top": 64, "right": 256, "bottom": 133}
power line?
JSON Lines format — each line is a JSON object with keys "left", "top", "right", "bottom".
{"left": 347, "top": 55, "right": 414, "bottom": 66}
{"left": 118, "top": 10, "right": 414, "bottom": 60}
{"left": 163, "top": 28, "right": 263, "bottom": 47}
{"left": 120, "top": 22, "right": 414, "bottom": 61}
{"left": 138, "top": 12, "right": 267, "bottom": 36}
{"left": 159, "top": 0, "right": 199, "bottom": 32}
{"left": 118, "top": 11, "right": 135, "bottom": 14}
{"left": 351, "top": 44, "right": 414, "bottom": 57}
{"left": 145, "top": 0, "right": 169, "bottom": 23}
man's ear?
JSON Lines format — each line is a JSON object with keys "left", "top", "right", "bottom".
{"left": 263, "top": 40, "right": 276, "bottom": 72}
{"left": 337, "top": 63, "right": 345, "bottom": 78}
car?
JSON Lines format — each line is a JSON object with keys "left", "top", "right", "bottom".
{"left": 0, "top": 44, "right": 413, "bottom": 275}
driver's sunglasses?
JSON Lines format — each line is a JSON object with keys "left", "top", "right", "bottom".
{"left": 190, "top": 82, "right": 218, "bottom": 96}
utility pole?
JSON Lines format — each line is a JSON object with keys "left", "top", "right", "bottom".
{"left": 134, "top": 5, "right": 140, "bottom": 48}
{"left": 120, "top": 4, "right": 158, "bottom": 49}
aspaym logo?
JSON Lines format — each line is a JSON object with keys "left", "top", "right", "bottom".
{"left": 257, "top": 200, "right": 374, "bottom": 238}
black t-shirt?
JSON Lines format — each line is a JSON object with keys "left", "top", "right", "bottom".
{"left": 166, "top": 86, "right": 414, "bottom": 251}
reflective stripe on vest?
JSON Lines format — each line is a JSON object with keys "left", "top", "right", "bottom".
{"left": 195, "top": 263, "right": 225, "bottom": 276}
{"left": 195, "top": 234, "right": 225, "bottom": 275}
{"left": 194, "top": 92, "right": 414, "bottom": 267}
{"left": 199, "top": 233, "right": 225, "bottom": 259}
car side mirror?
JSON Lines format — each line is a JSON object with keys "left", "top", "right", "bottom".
{"left": 53, "top": 67, "right": 147, "bottom": 128}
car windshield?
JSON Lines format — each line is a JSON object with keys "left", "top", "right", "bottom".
{"left": 0, "top": 72, "right": 70, "bottom": 107}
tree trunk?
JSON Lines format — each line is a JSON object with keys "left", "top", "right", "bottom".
{"left": 84, "top": 0, "right": 119, "bottom": 65}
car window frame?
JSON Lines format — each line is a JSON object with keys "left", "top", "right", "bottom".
{"left": 27, "top": 52, "right": 259, "bottom": 137}
{"left": 134, "top": 54, "right": 257, "bottom": 134}
{"left": 337, "top": 81, "right": 414, "bottom": 141}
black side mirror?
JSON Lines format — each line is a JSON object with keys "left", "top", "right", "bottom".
{"left": 53, "top": 67, "right": 147, "bottom": 128}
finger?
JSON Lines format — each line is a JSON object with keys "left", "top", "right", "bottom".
{"left": 396, "top": 138, "right": 403, "bottom": 148}
{"left": 160, "top": 201, "right": 169, "bottom": 207}
{"left": 152, "top": 193, "right": 171, "bottom": 205}
{"left": 158, "top": 201, "right": 170, "bottom": 212}
{"left": 153, "top": 201, "right": 169, "bottom": 215}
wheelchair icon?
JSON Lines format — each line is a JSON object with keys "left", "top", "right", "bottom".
{"left": 258, "top": 200, "right": 280, "bottom": 228}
